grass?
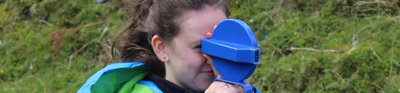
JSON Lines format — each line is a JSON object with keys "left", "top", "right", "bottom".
{"left": 1, "top": 0, "right": 400, "bottom": 92}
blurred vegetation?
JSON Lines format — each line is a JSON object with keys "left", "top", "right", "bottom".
{"left": 1, "top": 0, "right": 399, "bottom": 92}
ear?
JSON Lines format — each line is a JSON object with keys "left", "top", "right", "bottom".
{"left": 151, "top": 35, "right": 169, "bottom": 62}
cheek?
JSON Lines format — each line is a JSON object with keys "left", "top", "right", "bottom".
{"left": 169, "top": 44, "right": 203, "bottom": 67}
{"left": 173, "top": 50, "right": 205, "bottom": 73}
{"left": 178, "top": 50, "right": 205, "bottom": 69}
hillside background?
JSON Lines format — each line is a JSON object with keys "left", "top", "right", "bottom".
{"left": 1, "top": 0, "right": 399, "bottom": 92}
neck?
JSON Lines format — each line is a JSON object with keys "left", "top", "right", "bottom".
{"left": 165, "top": 64, "right": 185, "bottom": 88}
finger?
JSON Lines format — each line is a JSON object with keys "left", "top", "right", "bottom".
{"left": 213, "top": 81, "right": 225, "bottom": 87}
{"left": 214, "top": 81, "right": 231, "bottom": 89}
{"left": 206, "top": 81, "right": 244, "bottom": 93}
{"left": 220, "top": 82, "right": 243, "bottom": 93}
{"left": 228, "top": 83, "right": 245, "bottom": 93}
{"left": 203, "top": 54, "right": 221, "bottom": 78}
{"left": 203, "top": 54, "right": 212, "bottom": 64}
{"left": 216, "top": 74, "right": 222, "bottom": 78}
{"left": 206, "top": 32, "right": 212, "bottom": 38}
{"left": 205, "top": 81, "right": 221, "bottom": 93}
{"left": 206, "top": 25, "right": 217, "bottom": 38}
{"left": 244, "top": 79, "right": 249, "bottom": 83}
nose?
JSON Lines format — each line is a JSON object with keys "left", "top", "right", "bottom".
{"left": 203, "top": 54, "right": 212, "bottom": 65}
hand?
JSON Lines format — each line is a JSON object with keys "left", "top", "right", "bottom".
{"left": 204, "top": 25, "right": 219, "bottom": 77}
{"left": 203, "top": 25, "right": 247, "bottom": 93}
{"left": 205, "top": 80, "right": 244, "bottom": 93}
{"left": 204, "top": 53, "right": 245, "bottom": 93}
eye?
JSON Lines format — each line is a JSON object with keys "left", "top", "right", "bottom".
{"left": 194, "top": 45, "right": 201, "bottom": 53}
{"left": 195, "top": 45, "right": 201, "bottom": 49}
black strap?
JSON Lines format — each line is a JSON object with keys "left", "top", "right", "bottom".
{"left": 144, "top": 74, "right": 202, "bottom": 93}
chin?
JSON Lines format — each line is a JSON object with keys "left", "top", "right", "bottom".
{"left": 196, "top": 85, "right": 209, "bottom": 92}
{"left": 201, "top": 80, "right": 214, "bottom": 90}
{"left": 192, "top": 75, "right": 215, "bottom": 91}
{"left": 191, "top": 81, "right": 212, "bottom": 91}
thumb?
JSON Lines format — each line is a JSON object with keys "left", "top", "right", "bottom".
{"left": 203, "top": 54, "right": 221, "bottom": 78}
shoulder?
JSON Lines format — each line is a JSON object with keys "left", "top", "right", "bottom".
{"left": 77, "top": 62, "right": 152, "bottom": 93}
{"left": 128, "top": 80, "right": 163, "bottom": 93}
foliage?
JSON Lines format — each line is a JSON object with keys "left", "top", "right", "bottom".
{"left": 1, "top": 0, "right": 399, "bottom": 92}
{"left": 230, "top": 0, "right": 400, "bottom": 92}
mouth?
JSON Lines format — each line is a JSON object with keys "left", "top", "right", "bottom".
{"left": 201, "top": 70, "right": 214, "bottom": 76}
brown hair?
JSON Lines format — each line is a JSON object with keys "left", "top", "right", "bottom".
{"left": 116, "top": 0, "right": 230, "bottom": 77}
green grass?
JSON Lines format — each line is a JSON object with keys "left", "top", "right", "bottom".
{"left": 1, "top": 0, "right": 400, "bottom": 92}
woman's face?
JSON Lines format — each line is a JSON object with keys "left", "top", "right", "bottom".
{"left": 164, "top": 5, "right": 227, "bottom": 91}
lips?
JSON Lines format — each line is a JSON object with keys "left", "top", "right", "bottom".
{"left": 201, "top": 70, "right": 214, "bottom": 76}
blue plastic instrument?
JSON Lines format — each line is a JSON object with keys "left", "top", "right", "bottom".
{"left": 201, "top": 19, "right": 260, "bottom": 93}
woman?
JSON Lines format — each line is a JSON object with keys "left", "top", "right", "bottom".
{"left": 78, "top": 0, "right": 259, "bottom": 92}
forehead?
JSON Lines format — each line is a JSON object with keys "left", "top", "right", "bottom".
{"left": 175, "top": 5, "right": 227, "bottom": 44}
